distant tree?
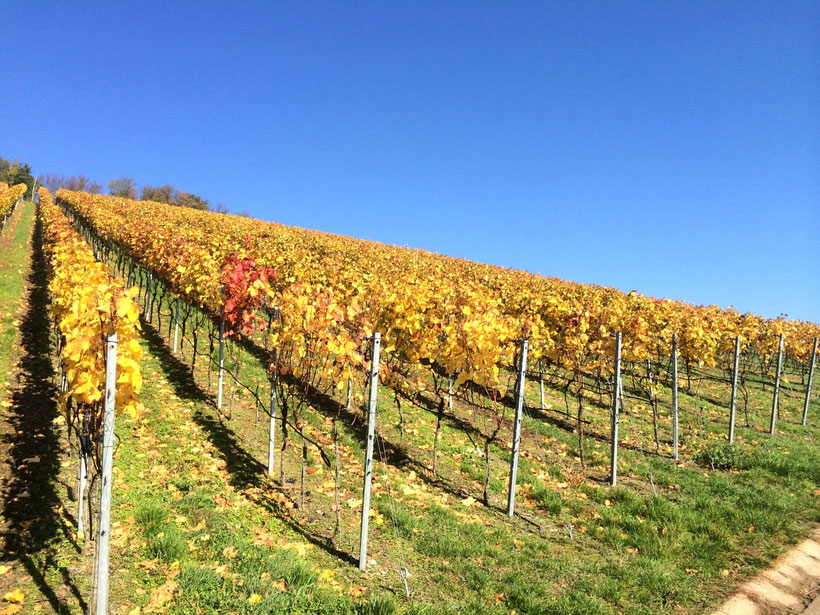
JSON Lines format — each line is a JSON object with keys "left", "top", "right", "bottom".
{"left": 5, "top": 159, "right": 35, "bottom": 197}
{"left": 141, "top": 184, "right": 177, "bottom": 203}
{"left": 38, "top": 174, "right": 63, "bottom": 192}
{"left": 67, "top": 175, "right": 102, "bottom": 193}
{"left": 108, "top": 177, "right": 137, "bottom": 199}
{"left": 236, "top": 210, "right": 252, "bottom": 218}
{"left": 175, "top": 191, "right": 209, "bottom": 211}
{"left": 39, "top": 173, "right": 102, "bottom": 193}
{"left": 210, "top": 202, "right": 230, "bottom": 214}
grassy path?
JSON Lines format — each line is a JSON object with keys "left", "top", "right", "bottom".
{"left": 0, "top": 202, "right": 90, "bottom": 612}
{"left": 0, "top": 200, "right": 34, "bottom": 391}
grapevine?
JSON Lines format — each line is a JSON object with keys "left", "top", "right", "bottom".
{"left": 40, "top": 188, "right": 144, "bottom": 436}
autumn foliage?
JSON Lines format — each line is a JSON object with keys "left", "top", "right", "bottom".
{"left": 54, "top": 189, "right": 819, "bottom": 401}
{"left": 40, "top": 187, "right": 143, "bottom": 420}
{"left": 0, "top": 182, "right": 26, "bottom": 219}
{"left": 221, "top": 252, "right": 277, "bottom": 338}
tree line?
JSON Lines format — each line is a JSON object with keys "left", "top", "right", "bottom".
{"left": 4, "top": 154, "right": 246, "bottom": 215}
{"left": 42, "top": 175, "right": 224, "bottom": 212}
{"left": 1, "top": 156, "right": 36, "bottom": 196}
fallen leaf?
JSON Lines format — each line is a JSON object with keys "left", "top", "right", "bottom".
{"left": 145, "top": 580, "right": 177, "bottom": 611}
{"left": 2, "top": 590, "right": 23, "bottom": 604}
{"left": 166, "top": 561, "right": 181, "bottom": 580}
{"left": 188, "top": 519, "right": 206, "bottom": 532}
{"left": 247, "top": 593, "right": 262, "bottom": 605}
{"left": 271, "top": 579, "right": 286, "bottom": 592}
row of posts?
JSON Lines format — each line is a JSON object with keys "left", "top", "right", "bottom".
{"left": 82, "top": 303, "right": 820, "bottom": 612}
{"left": 61, "top": 198, "right": 819, "bottom": 604}
{"left": 205, "top": 318, "right": 817, "bottom": 570}
{"left": 102, "top": 241, "right": 820, "bottom": 589}
{"left": 64, "top": 203, "right": 820, "bottom": 499}
{"left": 609, "top": 332, "right": 818, "bottom": 485}
{"left": 87, "top": 285, "right": 820, "bottom": 610}
{"left": 46, "top": 201, "right": 115, "bottom": 613}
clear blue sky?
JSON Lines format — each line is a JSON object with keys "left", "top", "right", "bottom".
{"left": 2, "top": 2, "right": 818, "bottom": 322}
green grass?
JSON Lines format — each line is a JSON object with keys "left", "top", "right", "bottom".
{"left": 89, "top": 276, "right": 819, "bottom": 614}
{"left": 108, "top": 353, "right": 818, "bottom": 615}
{"left": 0, "top": 200, "right": 34, "bottom": 393}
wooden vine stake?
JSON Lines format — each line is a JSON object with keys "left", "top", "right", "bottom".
{"left": 610, "top": 332, "right": 622, "bottom": 486}
{"left": 769, "top": 333, "right": 784, "bottom": 436}
{"left": 802, "top": 337, "right": 818, "bottom": 426}
{"left": 172, "top": 300, "right": 180, "bottom": 354}
{"left": 268, "top": 309, "right": 280, "bottom": 476}
{"left": 507, "top": 339, "right": 528, "bottom": 518}
{"left": 217, "top": 318, "right": 225, "bottom": 410}
{"left": 268, "top": 357, "right": 278, "bottom": 476}
{"left": 77, "top": 417, "right": 89, "bottom": 538}
{"left": 95, "top": 334, "right": 117, "bottom": 615}
{"left": 359, "top": 332, "right": 381, "bottom": 572}
{"left": 729, "top": 336, "right": 740, "bottom": 444}
{"left": 671, "top": 334, "right": 679, "bottom": 461}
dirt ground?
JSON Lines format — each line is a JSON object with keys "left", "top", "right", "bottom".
{"left": 713, "top": 526, "right": 820, "bottom": 615}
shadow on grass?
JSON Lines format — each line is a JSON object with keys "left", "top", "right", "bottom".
{"left": 139, "top": 306, "right": 641, "bottom": 551}
{"left": 0, "top": 216, "right": 86, "bottom": 613}
{"left": 138, "top": 310, "right": 558, "bottom": 560}
{"left": 136, "top": 317, "right": 359, "bottom": 566}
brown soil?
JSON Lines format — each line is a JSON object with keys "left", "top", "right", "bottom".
{"left": 713, "top": 526, "right": 820, "bottom": 615}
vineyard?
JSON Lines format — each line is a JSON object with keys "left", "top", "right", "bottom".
{"left": 0, "top": 183, "right": 26, "bottom": 232}
{"left": 0, "top": 188, "right": 818, "bottom": 615}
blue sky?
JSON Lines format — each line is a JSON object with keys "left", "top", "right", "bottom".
{"left": 2, "top": 2, "right": 818, "bottom": 322}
